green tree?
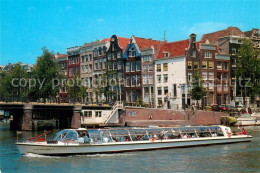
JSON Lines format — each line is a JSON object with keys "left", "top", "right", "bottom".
{"left": 30, "top": 47, "right": 61, "bottom": 102}
{"left": 190, "top": 71, "right": 206, "bottom": 108}
{"left": 235, "top": 39, "right": 260, "bottom": 102}
{"left": 0, "top": 64, "right": 28, "bottom": 102}
{"left": 67, "top": 75, "right": 83, "bottom": 104}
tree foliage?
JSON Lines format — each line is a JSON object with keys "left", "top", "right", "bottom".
{"left": 30, "top": 47, "right": 61, "bottom": 102}
{"left": 0, "top": 64, "right": 28, "bottom": 102}
{"left": 191, "top": 71, "right": 206, "bottom": 106}
{"left": 235, "top": 39, "right": 260, "bottom": 98}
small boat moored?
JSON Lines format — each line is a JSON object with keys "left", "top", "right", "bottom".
{"left": 16, "top": 125, "right": 253, "bottom": 156}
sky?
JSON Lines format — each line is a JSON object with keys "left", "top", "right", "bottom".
{"left": 0, "top": 0, "right": 259, "bottom": 65}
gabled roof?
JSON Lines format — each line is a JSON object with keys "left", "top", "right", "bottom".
{"left": 157, "top": 39, "right": 189, "bottom": 58}
{"left": 117, "top": 37, "right": 130, "bottom": 53}
{"left": 56, "top": 53, "right": 67, "bottom": 59}
{"left": 134, "top": 37, "right": 162, "bottom": 50}
{"left": 201, "top": 27, "right": 245, "bottom": 44}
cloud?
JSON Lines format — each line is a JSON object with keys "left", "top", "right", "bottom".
{"left": 188, "top": 22, "right": 229, "bottom": 38}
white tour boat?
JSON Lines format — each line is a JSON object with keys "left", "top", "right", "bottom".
{"left": 234, "top": 112, "right": 260, "bottom": 126}
{"left": 16, "top": 125, "right": 252, "bottom": 155}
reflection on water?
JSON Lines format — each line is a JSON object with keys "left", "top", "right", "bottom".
{"left": 0, "top": 123, "right": 260, "bottom": 173}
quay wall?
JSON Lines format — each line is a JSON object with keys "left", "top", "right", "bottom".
{"left": 124, "top": 107, "right": 229, "bottom": 126}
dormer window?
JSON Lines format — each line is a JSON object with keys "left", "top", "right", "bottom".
{"left": 129, "top": 47, "right": 136, "bottom": 57}
{"left": 191, "top": 51, "right": 196, "bottom": 57}
{"left": 164, "top": 52, "right": 169, "bottom": 57}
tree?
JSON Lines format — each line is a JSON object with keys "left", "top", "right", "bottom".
{"left": 67, "top": 75, "right": 84, "bottom": 104}
{"left": 190, "top": 71, "right": 206, "bottom": 108}
{"left": 235, "top": 39, "right": 260, "bottom": 103}
{"left": 0, "top": 64, "right": 28, "bottom": 102}
{"left": 30, "top": 47, "right": 61, "bottom": 102}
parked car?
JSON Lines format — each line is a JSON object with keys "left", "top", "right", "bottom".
{"left": 211, "top": 104, "right": 220, "bottom": 111}
{"left": 219, "top": 105, "right": 229, "bottom": 111}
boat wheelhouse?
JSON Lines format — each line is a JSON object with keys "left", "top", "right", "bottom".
{"left": 16, "top": 125, "right": 252, "bottom": 155}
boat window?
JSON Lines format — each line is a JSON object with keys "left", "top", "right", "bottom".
{"left": 129, "top": 129, "right": 150, "bottom": 141}
{"left": 100, "top": 130, "right": 113, "bottom": 143}
{"left": 63, "top": 130, "right": 78, "bottom": 142}
{"left": 88, "top": 130, "right": 102, "bottom": 143}
{"left": 109, "top": 130, "right": 131, "bottom": 142}
{"left": 54, "top": 130, "right": 70, "bottom": 141}
{"left": 194, "top": 127, "right": 212, "bottom": 137}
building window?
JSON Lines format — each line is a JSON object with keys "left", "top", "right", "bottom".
{"left": 209, "top": 72, "right": 214, "bottom": 80}
{"left": 81, "top": 56, "right": 85, "bottom": 63}
{"left": 217, "top": 84, "right": 222, "bottom": 91}
{"left": 209, "top": 61, "right": 214, "bottom": 69}
{"left": 143, "top": 55, "right": 152, "bottom": 62}
{"left": 89, "top": 64, "right": 92, "bottom": 72}
{"left": 224, "top": 73, "right": 228, "bottom": 80}
{"left": 164, "top": 87, "right": 168, "bottom": 95}
{"left": 81, "top": 65, "right": 84, "bottom": 72}
{"left": 173, "top": 84, "right": 177, "bottom": 97}
{"left": 163, "top": 63, "right": 168, "bottom": 71}
{"left": 191, "top": 50, "right": 196, "bottom": 57}
{"left": 157, "top": 87, "right": 162, "bottom": 95}
{"left": 209, "top": 82, "right": 214, "bottom": 90}
{"left": 131, "top": 91, "right": 135, "bottom": 103}
{"left": 126, "top": 62, "right": 130, "bottom": 72}
{"left": 103, "top": 58, "right": 107, "bottom": 69}
{"left": 194, "top": 61, "right": 198, "bottom": 69}
{"left": 113, "top": 62, "right": 117, "bottom": 70}
{"left": 103, "top": 46, "right": 106, "bottom": 54}
{"left": 231, "top": 48, "right": 237, "bottom": 54}
{"left": 143, "top": 65, "right": 148, "bottom": 72}
{"left": 157, "top": 75, "right": 161, "bottom": 83}
{"left": 157, "top": 64, "right": 161, "bottom": 72}
{"left": 89, "top": 54, "right": 92, "bottom": 61}
{"left": 126, "top": 76, "right": 130, "bottom": 86}
{"left": 188, "top": 61, "right": 192, "bottom": 69}
{"left": 204, "top": 52, "right": 212, "bottom": 58}
{"left": 95, "top": 111, "right": 102, "bottom": 117}
{"left": 217, "top": 73, "right": 222, "bottom": 80}
{"left": 148, "top": 64, "right": 153, "bottom": 71}
{"left": 224, "top": 83, "right": 228, "bottom": 91}
{"left": 98, "top": 47, "right": 102, "bottom": 56}
{"left": 94, "top": 48, "right": 98, "bottom": 57}
{"left": 202, "top": 61, "right": 207, "bottom": 69}
{"left": 164, "top": 52, "right": 169, "bottom": 57}
{"left": 84, "top": 111, "right": 92, "bottom": 118}
{"left": 136, "top": 61, "right": 141, "bottom": 71}
{"left": 136, "top": 75, "right": 141, "bottom": 86}
{"left": 108, "top": 53, "right": 112, "bottom": 60}
{"left": 99, "top": 59, "right": 103, "bottom": 69}
{"left": 224, "top": 94, "right": 228, "bottom": 104}
{"left": 202, "top": 72, "right": 207, "bottom": 80}
{"left": 224, "top": 62, "right": 228, "bottom": 70}
{"left": 94, "top": 60, "right": 98, "bottom": 70}
{"left": 163, "top": 74, "right": 168, "bottom": 83}
{"left": 149, "top": 74, "right": 153, "bottom": 84}
{"left": 85, "top": 55, "right": 88, "bottom": 61}
{"left": 217, "top": 62, "right": 222, "bottom": 70}
{"left": 118, "top": 62, "right": 122, "bottom": 70}
{"left": 117, "top": 52, "right": 121, "bottom": 59}
{"left": 131, "top": 62, "right": 135, "bottom": 72}
{"left": 158, "top": 98, "right": 162, "bottom": 106}
{"left": 188, "top": 73, "right": 192, "bottom": 82}
{"left": 143, "top": 75, "right": 147, "bottom": 84}
{"left": 131, "top": 75, "right": 136, "bottom": 86}
{"left": 129, "top": 47, "right": 136, "bottom": 57}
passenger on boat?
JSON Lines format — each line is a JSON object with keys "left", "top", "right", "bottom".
{"left": 237, "top": 126, "right": 241, "bottom": 135}
{"left": 242, "top": 128, "right": 247, "bottom": 135}
{"left": 78, "top": 134, "right": 84, "bottom": 144}
{"left": 82, "top": 133, "right": 89, "bottom": 143}
{"left": 182, "top": 134, "right": 187, "bottom": 139}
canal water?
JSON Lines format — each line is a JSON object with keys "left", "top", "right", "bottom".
{"left": 0, "top": 123, "right": 259, "bottom": 173}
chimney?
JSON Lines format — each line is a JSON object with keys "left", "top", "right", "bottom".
{"left": 189, "top": 33, "right": 197, "bottom": 43}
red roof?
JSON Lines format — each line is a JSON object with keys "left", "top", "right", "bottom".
{"left": 201, "top": 27, "right": 245, "bottom": 43}
{"left": 157, "top": 39, "right": 189, "bottom": 58}
{"left": 117, "top": 37, "right": 130, "bottom": 53}
{"left": 134, "top": 37, "right": 162, "bottom": 51}
{"left": 100, "top": 38, "right": 111, "bottom": 42}
{"left": 56, "top": 53, "right": 67, "bottom": 59}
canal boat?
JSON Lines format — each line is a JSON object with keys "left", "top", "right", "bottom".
{"left": 16, "top": 125, "right": 252, "bottom": 155}
{"left": 234, "top": 113, "right": 260, "bottom": 126}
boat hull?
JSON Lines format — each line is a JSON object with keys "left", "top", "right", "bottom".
{"left": 16, "top": 136, "right": 252, "bottom": 155}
